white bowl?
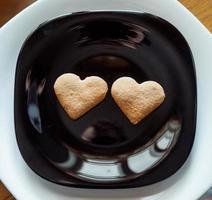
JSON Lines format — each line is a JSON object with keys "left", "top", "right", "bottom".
{"left": 0, "top": 0, "right": 212, "bottom": 199}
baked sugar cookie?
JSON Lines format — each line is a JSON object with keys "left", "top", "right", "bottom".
{"left": 54, "top": 73, "right": 108, "bottom": 120}
{"left": 111, "top": 77, "right": 165, "bottom": 124}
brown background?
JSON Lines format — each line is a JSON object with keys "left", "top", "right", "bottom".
{"left": 0, "top": 0, "right": 211, "bottom": 199}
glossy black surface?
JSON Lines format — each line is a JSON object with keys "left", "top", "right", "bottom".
{"left": 14, "top": 12, "right": 196, "bottom": 188}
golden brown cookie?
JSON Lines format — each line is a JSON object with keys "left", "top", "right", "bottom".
{"left": 54, "top": 73, "right": 108, "bottom": 120}
{"left": 111, "top": 77, "right": 165, "bottom": 125}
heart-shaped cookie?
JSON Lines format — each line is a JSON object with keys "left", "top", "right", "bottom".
{"left": 111, "top": 77, "right": 165, "bottom": 125}
{"left": 54, "top": 73, "right": 108, "bottom": 120}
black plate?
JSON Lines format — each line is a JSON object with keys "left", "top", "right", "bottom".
{"left": 14, "top": 11, "right": 196, "bottom": 188}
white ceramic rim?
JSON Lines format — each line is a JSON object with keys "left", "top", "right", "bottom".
{"left": 0, "top": 0, "right": 212, "bottom": 200}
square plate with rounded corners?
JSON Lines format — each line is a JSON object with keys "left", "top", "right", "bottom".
{"left": 14, "top": 10, "right": 196, "bottom": 188}
{"left": 0, "top": 0, "right": 212, "bottom": 200}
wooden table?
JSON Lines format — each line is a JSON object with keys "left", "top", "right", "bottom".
{"left": 0, "top": 0, "right": 211, "bottom": 199}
